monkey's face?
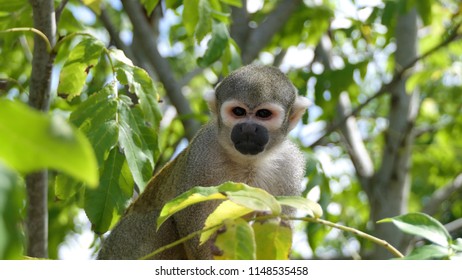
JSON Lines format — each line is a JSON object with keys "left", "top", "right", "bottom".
{"left": 219, "top": 99, "right": 287, "bottom": 156}
{"left": 205, "top": 65, "right": 311, "bottom": 159}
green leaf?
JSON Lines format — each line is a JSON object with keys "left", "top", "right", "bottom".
{"left": 213, "top": 218, "right": 256, "bottom": 260}
{"left": 158, "top": 188, "right": 227, "bottom": 229}
{"left": 0, "top": 99, "right": 98, "bottom": 186}
{"left": 183, "top": 0, "right": 199, "bottom": 36}
{"left": 58, "top": 38, "right": 105, "bottom": 99}
{"left": 0, "top": 164, "right": 24, "bottom": 259}
{"left": 197, "top": 21, "right": 229, "bottom": 67}
{"left": 82, "top": 0, "right": 103, "bottom": 14}
{"left": 0, "top": 0, "right": 28, "bottom": 12}
{"left": 110, "top": 49, "right": 162, "bottom": 128}
{"left": 276, "top": 196, "right": 323, "bottom": 218}
{"left": 70, "top": 84, "right": 119, "bottom": 166}
{"left": 379, "top": 213, "right": 451, "bottom": 247}
{"left": 117, "top": 97, "right": 155, "bottom": 191}
{"left": 84, "top": 148, "right": 133, "bottom": 234}
{"left": 158, "top": 182, "right": 281, "bottom": 229}
{"left": 195, "top": 0, "right": 212, "bottom": 41}
{"left": 451, "top": 238, "right": 462, "bottom": 251}
{"left": 200, "top": 200, "right": 253, "bottom": 244}
{"left": 402, "top": 244, "right": 450, "bottom": 260}
{"left": 253, "top": 219, "right": 292, "bottom": 260}
{"left": 415, "top": 0, "right": 432, "bottom": 26}
{"left": 220, "top": 0, "right": 242, "bottom": 8}
{"left": 54, "top": 174, "right": 84, "bottom": 200}
{"left": 141, "top": 0, "right": 160, "bottom": 15}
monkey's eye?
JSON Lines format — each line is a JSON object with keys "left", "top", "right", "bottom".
{"left": 256, "top": 109, "right": 272, "bottom": 119}
{"left": 232, "top": 107, "right": 246, "bottom": 117}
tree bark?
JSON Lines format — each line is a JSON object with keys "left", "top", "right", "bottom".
{"left": 26, "top": 0, "right": 56, "bottom": 258}
{"left": 240, "top": 0, "right": 303, "bottom": 64}
{"left": 368, "top": 8, "right": 419, "bottom": 259}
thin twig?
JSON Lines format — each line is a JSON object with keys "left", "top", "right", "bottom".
{"left": 139, "top": 224, "right": 222, "bottom": 260}
{"left": 292, "top": 216, "right": 404, "bottom": 258}
{"left": 0, "top": 28, "right": 52, "bottom": 53}
{"left": 141, "top": 213, "right": 404, "bottom": 259}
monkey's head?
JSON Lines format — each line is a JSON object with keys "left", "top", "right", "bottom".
{"left": 206, "top": 65, "right": 311, "bottom": 159}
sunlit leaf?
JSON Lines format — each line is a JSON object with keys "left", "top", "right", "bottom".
{"left": 213, "top": 218, "right": 256, "bottom": 260}
{"left": 158, "top": 182, "right": 281, "bottom": 229}
{"left": 0, "top": 99, "right": 98, "bottom": 186}
{"left": 379, "top": 213, "right": 451, "bottom": 247}
{"left": 198, "top": 21, "right": 229, "bottom": 67}
{"left": 402, "top": 244, "right": 449, "bottom": 260}
{"left": 276, "top": 196, "right": 323, "bottom": 218}
{"left": 58, "top": 38, "right": 105, "bottom": 99}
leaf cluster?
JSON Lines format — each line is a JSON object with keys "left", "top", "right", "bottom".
{"left": 145, "top": 182, "right": 322, "bottom": 260}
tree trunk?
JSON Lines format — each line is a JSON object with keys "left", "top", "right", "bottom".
{"left": 26, "top": 0, "right": 56, "bottom": 258}
{"left": 367, "top": 8, "right": 419, "bottom": 259}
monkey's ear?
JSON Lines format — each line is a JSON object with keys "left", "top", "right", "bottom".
{"left": 288, "top": 96, "right": 311, "bottom": 131}
{"left": 204, "top": 90, "right": 217, "bottom": 115}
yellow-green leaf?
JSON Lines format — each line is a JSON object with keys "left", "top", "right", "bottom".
{"left": 213, "top": 218, "right": 256, "bottom": 260}
{"left": 158, "top": 189, "right": 227, "bottom": 229}
{"left": 157, "top": 182, "right": 281, "bottom": 229}
{"left": 0, "top": 99, "right": 98, "bottom": 186}
{"left": 253, "top": 219, "right": 292, "bottom": 260}
{"left": 200, "top": 200, "right": 253, "bottom": 244}
{"left": 58, "top": 38, "right": 105, "bottom": 99}
{"left": 276, "top": 196, "right": 323, "bottom": 218}
{"left": 82, "top": 0, "right": 102, "bottom": 14}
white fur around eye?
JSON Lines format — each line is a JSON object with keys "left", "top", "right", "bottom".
{"left": 220, "top": 100, "right": 246, "bottom": 127}
{"left": 220, "top": 100, "right": 286, "bottom": 131}
{"left": 256, "top": 103, "right": 285, "bottom": 131}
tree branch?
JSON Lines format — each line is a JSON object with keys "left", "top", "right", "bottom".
{"left": 99, "top": 8, "right": 136, "bottom": 61}
{"left": 308, "top": 26, "right": 462, "bottom": 148}
{"left": 336, "top": 92, "right": 374, "bottom": 180}
{"left": 27, "top": 0, "right": 57, "bottom": 259}
{"left": 55, "top": 0, "right": 68, "bottom": 24}
{"left": 121, "top": 0, "right": 200, "bottom": 140}
{"left": 230, "top": 0, "right": 249, "bottom": 52}
{"left": 241, "top": 0, "right": 303, "bottom": 64}
{"left": 423, "top": 173, "right": 462, "bottom": 216}
{"left": 445, "top": 218, "right": 462, "bottom": 234}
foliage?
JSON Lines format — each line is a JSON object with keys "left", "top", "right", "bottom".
{"left": 381, "top": 213, "right": 462, "bottom": 259}
{"left": 147, "top": 182, "right": 322, "bottom": 260}
{"left": 0, "top": 0, "right": 461, "bottom": 260}
{"left": 0, "top": 164, "right": 24, "bottom": 259}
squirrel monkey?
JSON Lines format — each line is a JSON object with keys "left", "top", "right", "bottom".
{"left": 97, "top": 65, "right": 311, "bottom": 259}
